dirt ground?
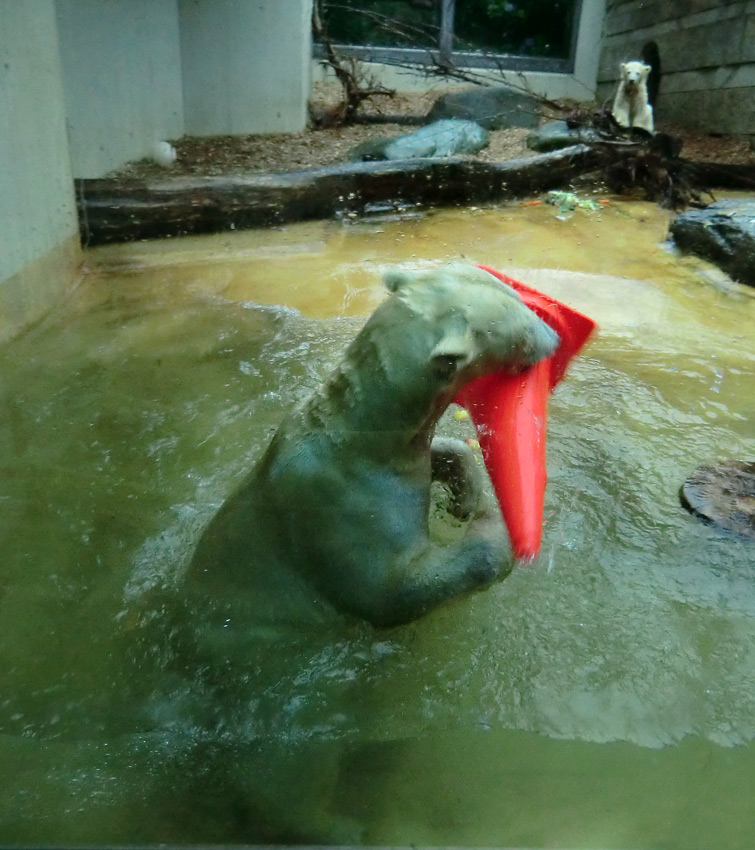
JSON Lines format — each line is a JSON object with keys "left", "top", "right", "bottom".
{"left": 110, "top": 83, "right": 754, "bottom": 181}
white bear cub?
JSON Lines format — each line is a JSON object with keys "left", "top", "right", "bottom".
{"left": 611, "top": 61, "right": 654, "bottom": 134}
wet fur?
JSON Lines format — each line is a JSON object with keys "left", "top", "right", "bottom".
{"left": 174, "top": 264, "right": 559, "bottom": 841}
{"left": 188, "top": 264, "right": 558, "bottom": 628}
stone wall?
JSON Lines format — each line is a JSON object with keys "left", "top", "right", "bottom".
{"left": 597, "top": 0, "right": 755, "bottom": 136}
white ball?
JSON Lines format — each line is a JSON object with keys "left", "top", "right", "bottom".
{"left": 151, "top": 141, "right": 177, "bottom": 168}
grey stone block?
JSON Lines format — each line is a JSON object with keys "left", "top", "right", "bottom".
{"left": 526, "top": 120, "right": 601, "bottom": 153}
{"left": 350, "top": 119, "right": 489, "bottom": 161}
{"left": 670, "top": 199, "right": 755, "bottom": 287}
{"left": 426, "top": 86, "right": 540, "bottom": 130}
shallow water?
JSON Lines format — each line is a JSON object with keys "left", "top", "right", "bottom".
{"left": 1, "top": 198, "right": 754, "bottom": 847}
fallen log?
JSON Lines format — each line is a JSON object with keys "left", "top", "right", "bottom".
{"left": 680, "top": 160, "right": 755, "bottom": 192}
{"left": 75, "top": 144, "right": 755, "bottom": 247}
{"left": 75, "top": 145, "right": 603, "bottom": 246}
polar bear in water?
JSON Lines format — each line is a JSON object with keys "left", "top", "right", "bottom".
{"left": 187, "top": 263, "right": 558, "bottom": 628}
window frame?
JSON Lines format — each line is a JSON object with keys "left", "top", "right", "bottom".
{"left": 314, "top": 0, "right": 584, "bottom": 75}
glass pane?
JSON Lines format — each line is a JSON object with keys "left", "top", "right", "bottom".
{"left": 454, "top": 0, "right": 577, "bottom": 59}
{"left": 320, "top": 0, "right": 442, "bottom": 49}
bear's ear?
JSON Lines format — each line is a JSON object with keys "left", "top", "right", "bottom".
{"left": 640, "top": 63, "right": 650, "bottom": 80}
{"left": 383, "top": 269, "right": 415, "bottom": 293}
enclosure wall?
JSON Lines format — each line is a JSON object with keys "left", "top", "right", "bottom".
{"left": 56, "top": 0, "right": 184, "bottom": 178}
{"left": 180, "top": 0, "right": 313, "bottom": 136}
{"left": 597, "top": 0, "right": 755, "bottom": 136}
{"left": 0, "top": 1, "right": 80, "bottom": 343}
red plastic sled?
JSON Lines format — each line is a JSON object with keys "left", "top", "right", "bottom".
{"left": 454, "top": 266, "right": 598, "bottom": 561}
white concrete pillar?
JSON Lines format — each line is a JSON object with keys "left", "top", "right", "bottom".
{"left": 180, "top": 0, "right": 313, "bottom": 135}
{"left": 573, "top": 0, "right": 607, "bottom": 97}
{"left": 0, "top": 0, "right": 80, "bottom": 342}
{"left": 56, "top": 0, "right": 184, "bottom": 178}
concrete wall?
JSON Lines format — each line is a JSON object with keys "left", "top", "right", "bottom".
{"left": 56, "top": 0, "right": 184, "bottom": 178}
{"left": 180, "top": 0, "right": 313, "bottom": 136}
{"left": 1, "top": 0, "right": 316, "bottom": 341}
{"left": 597, "top": 0, "right": 755, "bottom": 135}
{"left": 56, "top": 0, "right": 314, "bottom": 174}
{"left": 0, "top": 1, "right": 80, "bottom": 343}
{"left": 314, "top": 0, "right": 606, "bottom": 102}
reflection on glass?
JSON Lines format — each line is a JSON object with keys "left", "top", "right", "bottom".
{"left": 319, "top": 0, "right": 577, "bottom": 58}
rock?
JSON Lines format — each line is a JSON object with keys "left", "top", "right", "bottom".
{"left": 387, "top": 119, "right": 488, "bottom": 159}
{"left": 526, "top": 120, "right": 601, "bottom": 153}
{"left": 348, "top": 136, "right": 394, "bottom": 162}
{"left": 669, "top": 199, "right": 755, "bottom": 287}
{"left": 426, "top": 86, "right": 540, "bottom": 130}
{"left": 680, "top": 461, "right": 755, "bottom": 539}
{"left": 350, "top": 120, "right": 489, "bottom": 161}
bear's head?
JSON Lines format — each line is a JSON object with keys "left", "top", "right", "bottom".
{"left": 334, "top": 264, "right": 559, "bottom": 426}
{"left": 620, "top": 61, "right": 650, "bottom": 92}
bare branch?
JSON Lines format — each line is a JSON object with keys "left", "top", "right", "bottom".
{"left": 311, "top": 0, "right": 396, "bottom": 126}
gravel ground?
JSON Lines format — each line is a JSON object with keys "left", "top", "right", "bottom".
{"left": 109, "top": 83, "right": 754, "bottom": 181}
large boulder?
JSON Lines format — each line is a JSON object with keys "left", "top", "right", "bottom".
{"left": 350, "top": 119, "right": 489, "bottom": 161}
{"left": 426, "top": 86, "right": 540, "bottom": 130}
{"left": 526, "top": 119, "right": 601, "bottom": 153}
{"left": 670, "top": 199, "right": 755, "bottom": 287}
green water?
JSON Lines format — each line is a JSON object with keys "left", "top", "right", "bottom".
{"left": 0, "top": 200, "right": 754, "bottom": 847}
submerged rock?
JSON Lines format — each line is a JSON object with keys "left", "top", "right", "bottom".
{"left": 670, "top": 199, "right": 755, "bottom": 287}
{"left": 350, "top": 119, "right": 489, "bottom": 161}
{"left": 680, "top": 461, "right": 755, "bottom": 539}
{"left": 526, "top": 120, "right": 601, "bottom": 153}
{"left": 426, "top": 86, "right": 539, "bottom": 130}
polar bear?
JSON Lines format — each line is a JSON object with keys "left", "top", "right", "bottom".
{"left": 187, "top": 264, "right": 559, "bottom": 628}
{"left": 612, "top": 60, "right": 654, "bottom": 134}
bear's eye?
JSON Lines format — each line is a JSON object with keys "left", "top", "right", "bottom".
{"left": 431, "top": 354, "right": 462, "bottom": 382}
